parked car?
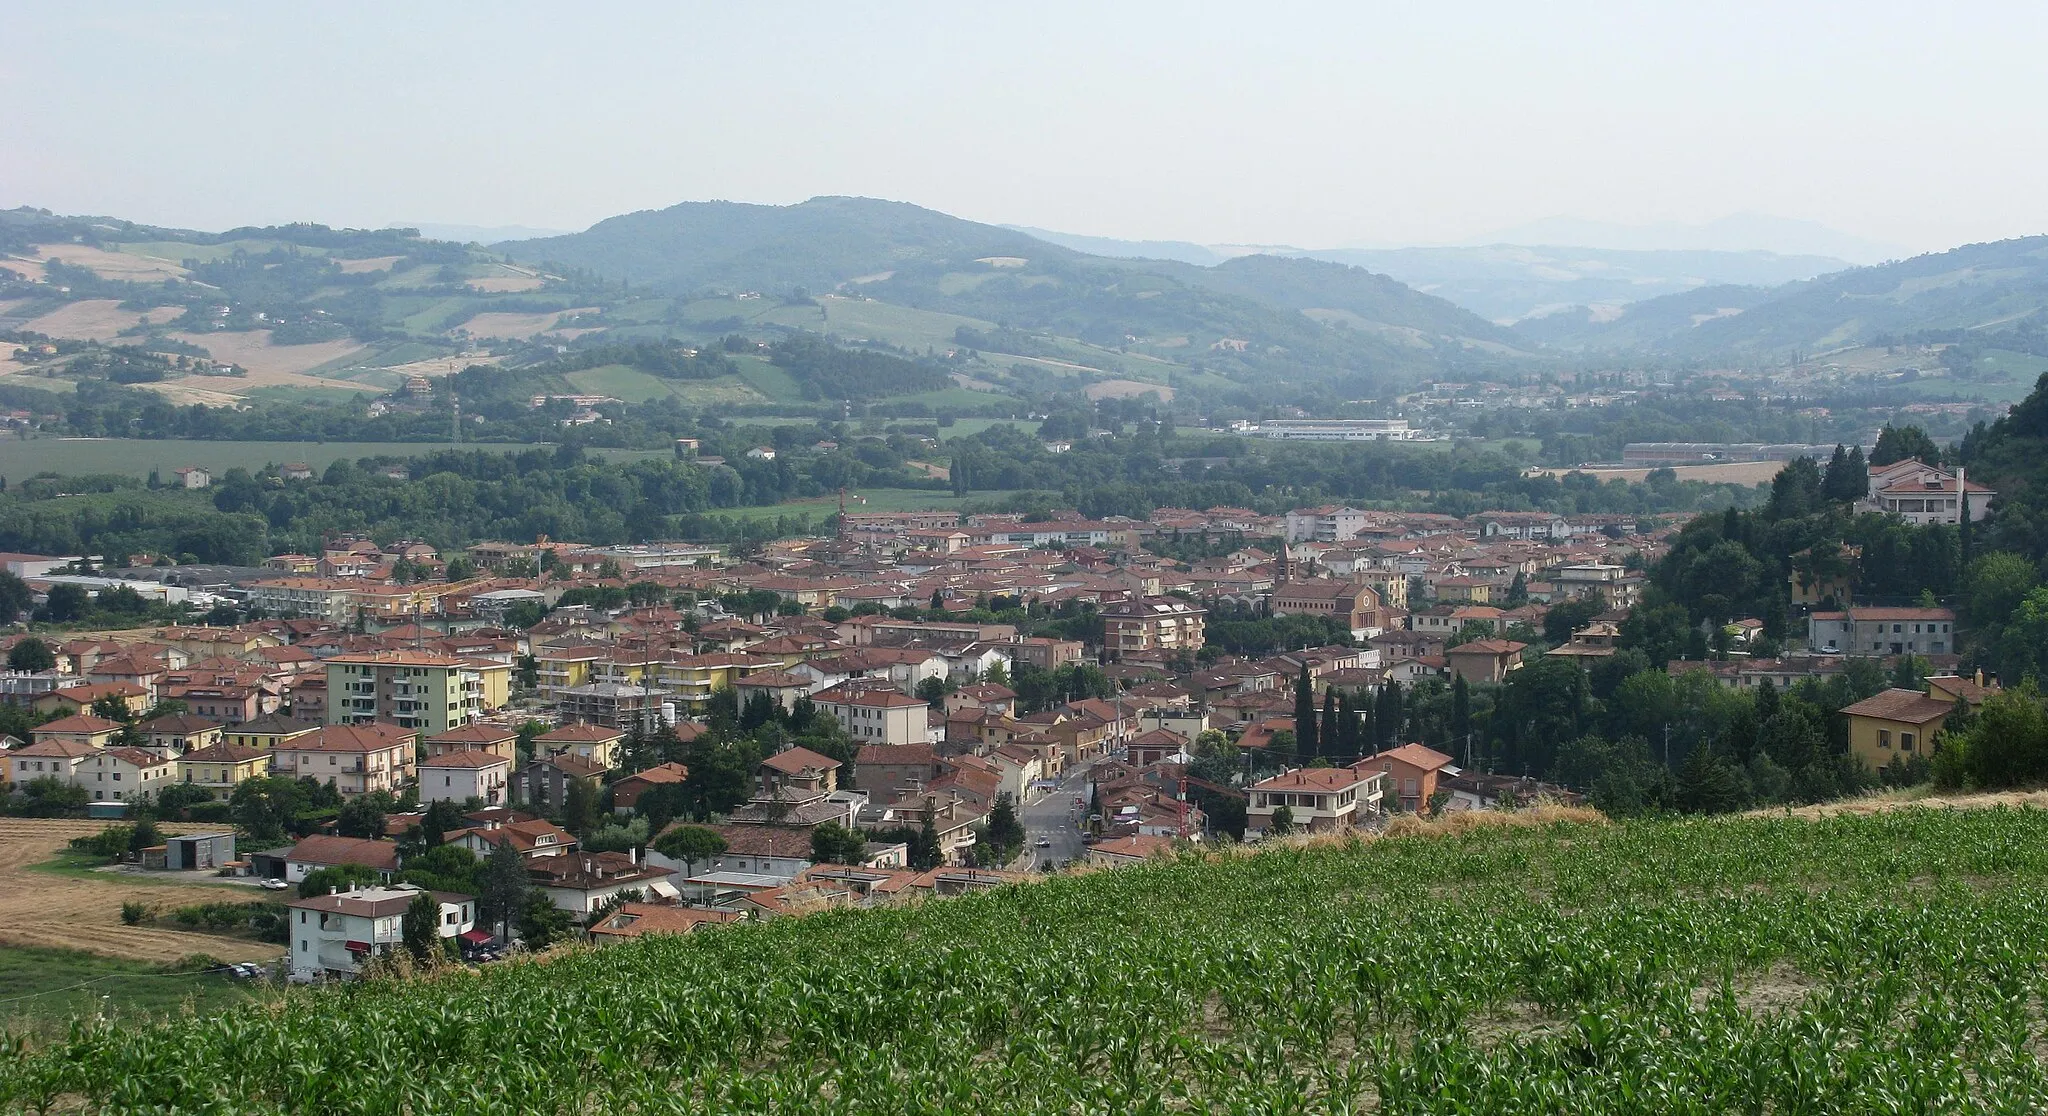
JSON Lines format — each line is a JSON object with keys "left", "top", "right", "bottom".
{"left": 228, "top": 963, "right": 266, "bottom": 980}
{"left": 258, "top": 878, "right": 290, "bottom": 891}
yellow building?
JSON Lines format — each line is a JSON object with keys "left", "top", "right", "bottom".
{"left": 655, "top": 652, "right": 768, "bottom": 710}
{"left": 1840, "top": 676, "right": 1995, "bottom": 772}
{"left": 459, "top": 658, "right": 513, "bottom": 713}
{"left": 224, "top": 713, "right": 321, "bottom": 753}
{"left": 535, "top": 645, "right": 606, "bottom": 699}
{"left": 177, "top": 742, "right": 273, "bottom": 791}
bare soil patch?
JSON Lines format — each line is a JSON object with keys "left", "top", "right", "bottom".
{"left": 335, "top": 255, "right": 401, "bottom": 274}
{"left": 21, "top": 300, "right": 186, "bottom": 343}
{"left": 0, "top": 819, "right": 279, "bottom": 963}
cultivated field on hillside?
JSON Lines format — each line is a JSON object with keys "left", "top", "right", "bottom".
{"left": 458, "top": 308, "right": 598, "bottom": 340}
{"left": 18, "top": 300, "right": 186, "bottom": 343}
{"left": 166, "top": 330, "right": 367, "bottom": 382}
{"left": 21, "top": 244, "right": 190, "bottom": 282}
{"left": 14, "top": 807, "right": 2048, "bottom": 1111}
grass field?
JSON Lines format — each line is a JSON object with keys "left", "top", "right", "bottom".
{"left": 0, "top": 945, "right": 266, "bottom": 1034}
{"left": 18, "top": 806, "right": 2048, "bottom": 1111}
{"left": 696, "top": 487, "right": 1014, "bottom": 525}
{"left": 0, "top": 438, "right": 662, "bottom": 481}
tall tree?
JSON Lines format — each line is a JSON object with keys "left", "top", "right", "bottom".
{"left": 1375, "top": 680, "right": 1404, "bottom": 751}
{"left": 478, "top": 838, "right": 531, "bottom": 941}
{"left": 402, "top": 891, "right": 441, "bottom": 962}
{"left": 1318, "top": 690, "right": 1339, "bottom": 762}
{"left": 653, "top": 824, "right": 728, "bottom": 879}
{"left": 1292, "top": 664, "right": 1318, "bottom": 761}
{"left": 1451, "top": 675, "right": 1472, "bottom": 759}
{"left": 1870, "top": 424, "right": 1941, "bottom": 467}
{"left": 3, "top": 635, "right": 50, "bottom": 672}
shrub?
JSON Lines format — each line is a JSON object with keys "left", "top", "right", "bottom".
{"left": 120, "top": 901, "right": 149, "bottom": 925}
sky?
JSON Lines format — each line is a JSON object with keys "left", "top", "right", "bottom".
{"left": 5, "top": 2, "right": 2047, "bottom": 256}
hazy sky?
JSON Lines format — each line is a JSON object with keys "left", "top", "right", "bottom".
{"left": 6, "top": 2, "right": 2046, "bottom": 254}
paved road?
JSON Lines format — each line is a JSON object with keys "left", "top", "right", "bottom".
{"left": 1020, "top": 760, "right": 1095, "bottom": 871}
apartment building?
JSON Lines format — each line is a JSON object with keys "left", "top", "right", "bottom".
{"left": 1100, "top": 597, "right": 1206, "bottom": 657}
{"left": 325, "top": 651, "right": 481, "bottom": 735}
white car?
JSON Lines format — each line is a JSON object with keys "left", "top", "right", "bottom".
{"left": 1035, "top": 837, "right": 1052, "bottom": 848}
{"left": 258, "top": 878, "right": 290, "bottom": 890}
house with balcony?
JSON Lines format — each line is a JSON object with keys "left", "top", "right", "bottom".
{"left": 271, "top": 723, "right": 418, "bottom": 796}
{"left": 1246, "top": 766, "right": 1386, "bottom": 836}
{"left": 285, "top": 885, "right": 474, "bottom": 981}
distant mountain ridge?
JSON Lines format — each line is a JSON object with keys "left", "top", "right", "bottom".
{"left": 1006, "top": 224, "right": 1851, "bottom": 322}
{"left": 1515, "top": 236, "right": 2048, "bottom": 357}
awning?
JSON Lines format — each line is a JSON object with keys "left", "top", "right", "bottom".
{"left": 646, "top": 879, "right": 680, "bottom": 900}
{"left": 344, "top": 940, "right": 371, "bottom": 953}
{"left": 458, "top": 930, "right": 493, "bottom": 945}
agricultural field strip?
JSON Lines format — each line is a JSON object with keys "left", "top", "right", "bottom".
{"left": 10, "top": 807, "right": 2048, "bottom": 1112}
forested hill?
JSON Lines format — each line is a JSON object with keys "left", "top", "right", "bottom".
{"left": 499, "top": 197, "right": 1535, "bottom": 392}
{"left": 1518, "top": 236, "right": 2048, "bottom": 357}
{"left": 499, "top": 196, "right": 1063, "bottom": 294}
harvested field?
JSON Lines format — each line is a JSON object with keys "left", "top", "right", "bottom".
{"left": 167, "top": 330, "right": 367, "bottom": 383}
{"left": 0, "top": 819, "right": 278, "bottom": 964}
{"left": 28, "top": 243, "right": 190, "bottom": 282}
{"left": 459, "top": 307, "right": 598, "bottom": 340}
{"left": 20, "top": 299, "right": 186, "bottom": 343}
{"left": 377, "top": 352, "right": 501, "bottom": 379}
{"left": 334, "top": 255, "right": 402, "bottom": 274}
{"left": 1083, "top": 378, "right": 1175, "bottom": 401}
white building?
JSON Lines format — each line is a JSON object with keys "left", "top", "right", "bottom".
{"left": 76, "top": 747, "right": 178, "bottom": 804}
{"left": 1246, "top": 766, "right": 1386, "bottom": 837}
{"left": 1862, "top": 460, "right": 1993, "bottom": 526}
{"left": 812, "top": 683, "right": 932, "bottom": 745}
{"left": 285, "top": 885, "right": 475, "bottom": 981}
{"left": 418, "top": 751, "right": 510, "bottom": 807}
{"left": 1284, "top": 506, "right": 1371, "bottom": 543}
{"left": 1232, "top": 419, "right": 1429, "bottom": 442}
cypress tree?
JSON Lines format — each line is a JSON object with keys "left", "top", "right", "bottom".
{"left": 1451, "top": 674, "right": 1471, "bottom": 759}
{"left": 1319, "top": 690, "right": 1339, "bottom": 763}
{"left": 1293, "top": 664, "right": 1318, "bottom": 761}
{"left": 1376, "top": 680, "right": 1404, "bottom": 751}
{"left": 1337, "top": 693, "right": 1359, "bottom": 759}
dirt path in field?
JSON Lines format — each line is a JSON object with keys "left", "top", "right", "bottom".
{"left": 1758, "top": 787, "right": 2048, "bottom": 819}
{"left": 0, "top": 819, "right": 281, "bottom": 963}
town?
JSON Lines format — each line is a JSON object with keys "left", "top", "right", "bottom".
{"left": 0, "top": 442, "right": 2001, "bottom": 979}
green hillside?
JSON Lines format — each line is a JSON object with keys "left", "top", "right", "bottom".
{"left": 11, "top": 807, "right": 2048, "bottom": 1111}
{"left": 1519, "top": 236, "right": 2048, "bottom": 357}
{"left": 500, "top": 197, "right": 1537, "bottom": 395}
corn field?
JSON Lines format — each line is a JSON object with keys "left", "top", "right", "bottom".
{"left": 9, "top": 808, "right": 2048, "bottom": 1113}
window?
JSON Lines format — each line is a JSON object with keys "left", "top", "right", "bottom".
{"left": 1902, "top": 733, "right": 1916, "bottom": 753}
{"left": 1878, "top": 730, "right": 1891, "bottom": 749}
